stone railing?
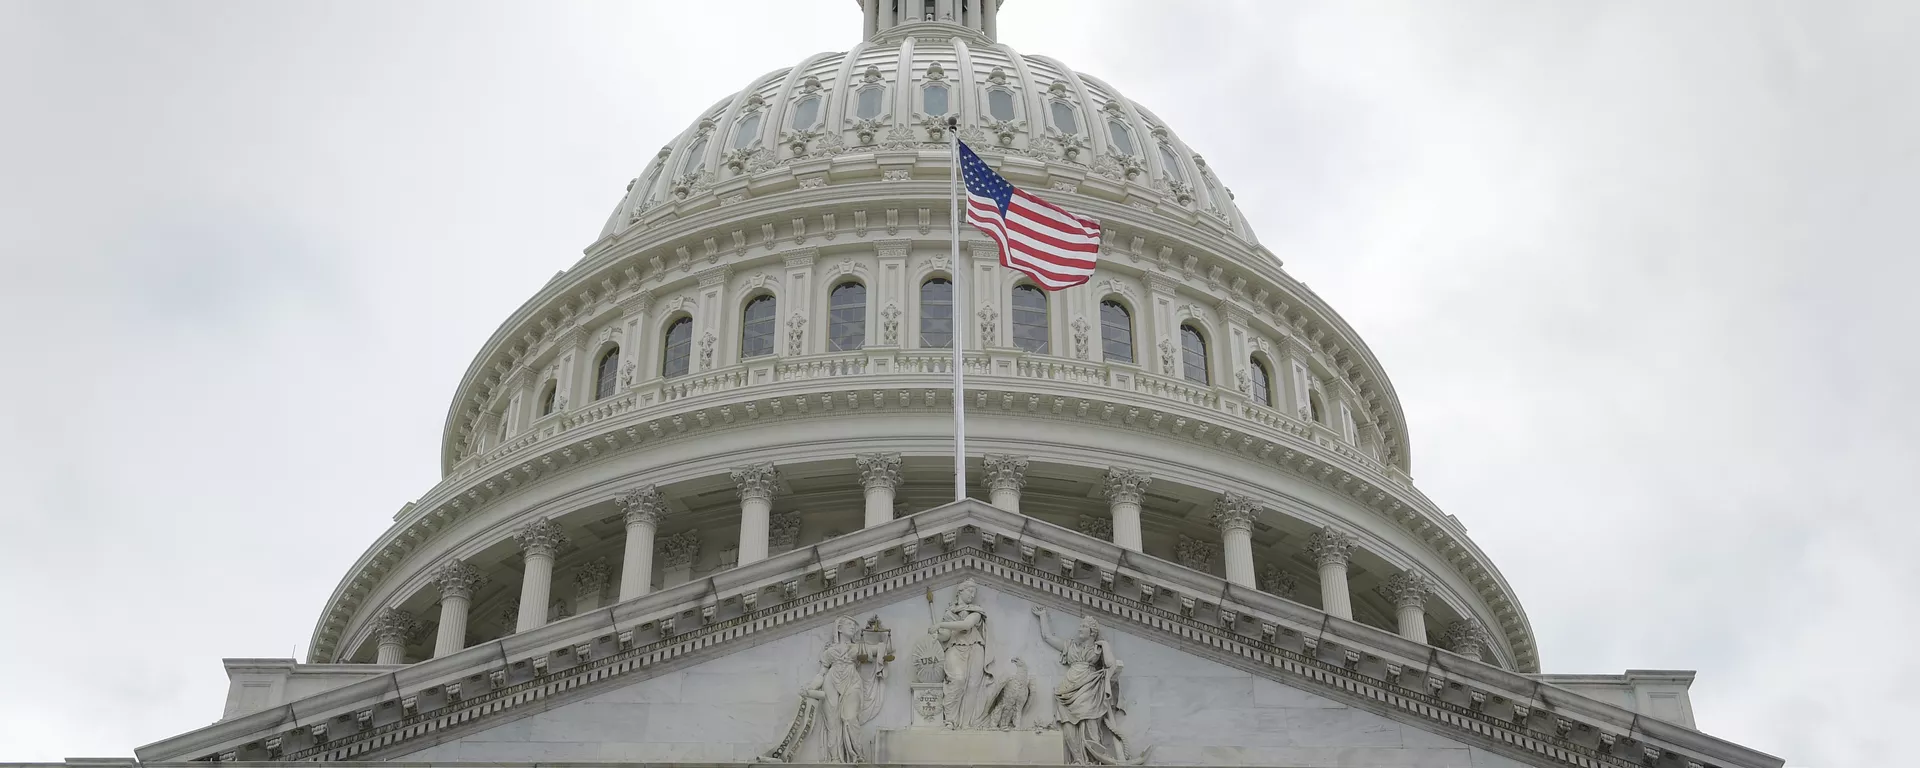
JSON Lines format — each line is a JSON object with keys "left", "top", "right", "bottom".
{"left": 157, "top": 502, "right": 1775, "bottom": 768}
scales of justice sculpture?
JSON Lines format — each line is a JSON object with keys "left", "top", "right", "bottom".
{"left": 758, "top": 578, "right": 1148, "bottom": 764}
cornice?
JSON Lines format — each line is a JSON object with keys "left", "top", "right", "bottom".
{"left": 168, "top": 502, "right": 1775, "bottom": 768}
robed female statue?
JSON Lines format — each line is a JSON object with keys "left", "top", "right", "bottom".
{"left": 1032, "top": 607, "right": 1147, "bottom": 765}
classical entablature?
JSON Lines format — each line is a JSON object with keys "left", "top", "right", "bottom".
{"left": 139, "top": 501, "right": 1778, "bottom": 768}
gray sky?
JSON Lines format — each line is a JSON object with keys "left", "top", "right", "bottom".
{"left": 0, "top": 1, "right": 1910, "bottom": 765}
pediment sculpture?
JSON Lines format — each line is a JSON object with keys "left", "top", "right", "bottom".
{"left": 758, "top": 615, "right": 892, "bottom": 763}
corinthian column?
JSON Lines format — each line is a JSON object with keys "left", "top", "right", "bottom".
{"left": 1307, "top": 526, "right": 1356, "bottom": 620}
{"left": 514, "top": 518, "right": 569, "bottom": 632}
{"left": 430, "top": 560, "right": 487, "bottom": 658}
{"left": 857, "top": 453, "right": 902, "bottom": 528}
{"left": 1378, "top": 570, "right": 1433, "bottom": 644}
{"left": 614, "top": 485, "right": 666, "bottom": 601}
{"left": 731, "top": 463, "right": 779, "bottom": 565}
{"left": 1102, "top": 467, "right": 1152, "bottom": 551}
{"left": 1212, "top": 492, "right": 1262, "bottom": 588}
{"left": 1445, "top": 620, "right": 1489, "bottom": 662}
{"left": 982, "top": 453, "right": 1028, "bottom": 513}
{"left": 373, "top": 608, "right": 416, "bottom": 665}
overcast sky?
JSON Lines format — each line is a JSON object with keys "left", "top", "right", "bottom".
{"left": 0, "top": 1, "right": 1911, "bottom": 765}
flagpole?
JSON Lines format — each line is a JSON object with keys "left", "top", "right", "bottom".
{"left": 948, "top": 118, "right": 967, "bottom": 503}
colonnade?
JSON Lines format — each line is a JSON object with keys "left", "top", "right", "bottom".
{"left": 380, "top": 453, "right": 1473, "bottom": 664}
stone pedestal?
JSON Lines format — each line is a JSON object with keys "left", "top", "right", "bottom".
{"left": 878, "top": 728, "right": 1065, "bottom": 764}
{"left": 908, "top": 683, "right": 945, "bottom": 728}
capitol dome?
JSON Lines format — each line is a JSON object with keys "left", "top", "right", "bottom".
{"left": 344, "top": 0, "right": 1527, "bottom": 675}
{"left": 125, "top": 5, "right": 1783, "bottom": 768}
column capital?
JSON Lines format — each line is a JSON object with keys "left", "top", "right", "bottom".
{"left": 1210, "top": 491, "right": 1262, "bottom": 533}
{"left": 1444, "top": 620, "right": 1490, "bottom": 659}
{"left": 431, "top": 560, "right": 488, "bottom": 601}
{"left": 515, "top": 517, "right": 570, "bottom": 558}
{"left": 1378, "top": 570, "right": 1433, "bottom": 610}
{"left": 856, "top": 452, "right": 903, "bottom": 491}
{"left": 731, "top": 462, "right": 780, "bottom": 503}
{"left": 615, "top": 484, "right": 669, "bottom": 527}
{"left": 659, "top": 529, "right": 703, "bottom": 569}
{"left": 573, "top": 558, "right": 612, "bottom": 595}
{"left": 1076, "top": 514, "right": 1113, "bottom": 541}
{"left": 982, "top": 453, "right": 1029, "bottom": 493}
{"left": 373, "top": 607, "right": 418, "bottom": 644}
{"left": 1103, "top": 466, "right": 1153, "bottom": 505}
{"left": 1306, "top": 526, "right": 1356, "bottom": 569}
{"left": 1176, "top": 534, "right": 1218, "bottom": 572}
{"left": 1259, "top": 564, "right": 1298, "bottom": 598}
{"left": 769, "top": 511, "right": 802, "bottom": 549}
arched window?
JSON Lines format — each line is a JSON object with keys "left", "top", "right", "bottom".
{"left": 594, "top": 347, "right": 620, "bottom": 400}
{"left": 791, "top": 96, "right": 821, "bottom": 131}
{"left": 856, "top": 86, "right": 885, "bottom": 120}
{"left": 680, "top": 136, "right": 708, "bottom": 176}
{"left": 741, "top": 295, "right": 777, "bottom": 358}
{"left": 1108, "top": 118, "right": 1136, "bottom": 156}
{"left": 1309, "top": 390, "right": 1327, "bottom": 425}
{"left": 1099, "top": 300, "right": 1133, "bottom": 363}
{"left": 829, "top": 282, "right": 866, "bottom": 352}
{"left": 1180, "top": 324, "right": 1209, "bottom": 385}
{"left": 1050, "top": 101, "right": 1079, "bottom": 134}
{"left": 922, "top": 83, "right": 949, "bottom": 116}
{"left": 987, "top": 89, "right": 1016, "bottom": 121}
{"left": 732, "top": 113, "right": 762, "bottom": 149}
{"left": 1158, "top": 144, "right": 1186, "bottom": 184}
{"left": 538, "top": 381, "right": 557, "bottom": 417}
{"left": 1011, "top": 284, "right": 1048, "bottom": 353}
{"left": 920, "top": 278, "right": 953, "bottom": 348}
{"left": 1249, "top": 358, "right": 1272, "bottom": 407}
{"left": 662, "top": 317, "right": 693, "bottom": 378}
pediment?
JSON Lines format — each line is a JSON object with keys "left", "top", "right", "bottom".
{"left": 391, "top": 579, "right": 1529, "bottom": 767}
{"left": 139, "top": 499, "right": 1776, "bottom": 768}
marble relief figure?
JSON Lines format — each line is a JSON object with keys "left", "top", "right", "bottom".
{"left": 1033, "top": 608, "right": 1148, "bottom": 765}
{"left": 927, "top": 577, "right": 995, "bottom": 727}
{"left": 759, "top": 615, "right": 891, "bottom": 763}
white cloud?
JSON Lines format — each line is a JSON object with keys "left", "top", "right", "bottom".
{"left": 2, "top": 1, "right": 1912, "bottom": 764}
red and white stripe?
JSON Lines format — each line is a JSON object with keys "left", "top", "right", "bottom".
{"left": 966, "top": 188, "right": 1102, "bottom": 290}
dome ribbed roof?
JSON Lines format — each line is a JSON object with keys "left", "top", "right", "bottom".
{"left": 599, "top": 19, "right": 1257, "bottom": 245}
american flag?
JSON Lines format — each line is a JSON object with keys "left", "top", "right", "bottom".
{"left": 960, "top": 141, "right": 1102, "bottom": 290}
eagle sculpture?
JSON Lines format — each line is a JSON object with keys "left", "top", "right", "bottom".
{"left": 980, "top": 656, "right": 1034, "bottom": 730}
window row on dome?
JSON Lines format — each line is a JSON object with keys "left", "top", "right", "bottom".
{"left": 487, "top": 274, "right": 1370, "bottom": 462}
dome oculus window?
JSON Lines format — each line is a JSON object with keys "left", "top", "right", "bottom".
{"left": 1180, "top": 324, "right": 1209, "bottom": 385}
{"left": 855, "top": 85, "right": 885, "bottom": 120}
{"left": 1249, "top": 357, "right": 1272, "bottom": 407}
{"left": 1107, "top": 118, "right": 1136, "bottom": 156}
{"left": 922, "top": 83, "right": 949, "bottom": 117}
{"left": 1158, "top": 144, "right": 1186, "bottom": 184}
{"left": 791, "top": 95, "right": 822, "bottom": 131}
{"left": 828, "top": 282, "right": 866, "bottom": 352}
{"left": 1099, "top": 300, "right": 1133, "bottom": 363}
{"left": 680, "top": 137, "right": 708, "bottom": 176}
{"left": 1050, "top": 101, "right": 1079, "bottom": 134}
{"left": 732, "top": 113, "right": 762, "bottom": 149}
{"left": 919, "top": 278, "right": 953, "bottom": 348}
{"left": 741, "top": 295, "right": 777, "bottom": 358}
{"left": 662, "top": 317, "right": 693, "bottom": 379}
{"left": 1011, "top": 284, "right": 1049, "bottom": 353}
{"left": 595, "top": 347, "right": 620, "bottom": 400}
{"left": 987, "top": 89, "right": 1016, "bottom": 122}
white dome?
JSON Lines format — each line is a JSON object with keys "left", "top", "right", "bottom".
{"left": 599, "top": 17, "right": 1259, "bottom": 245}
{"left": 306, "top": 2, "right": 1537, "bottom": 681}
